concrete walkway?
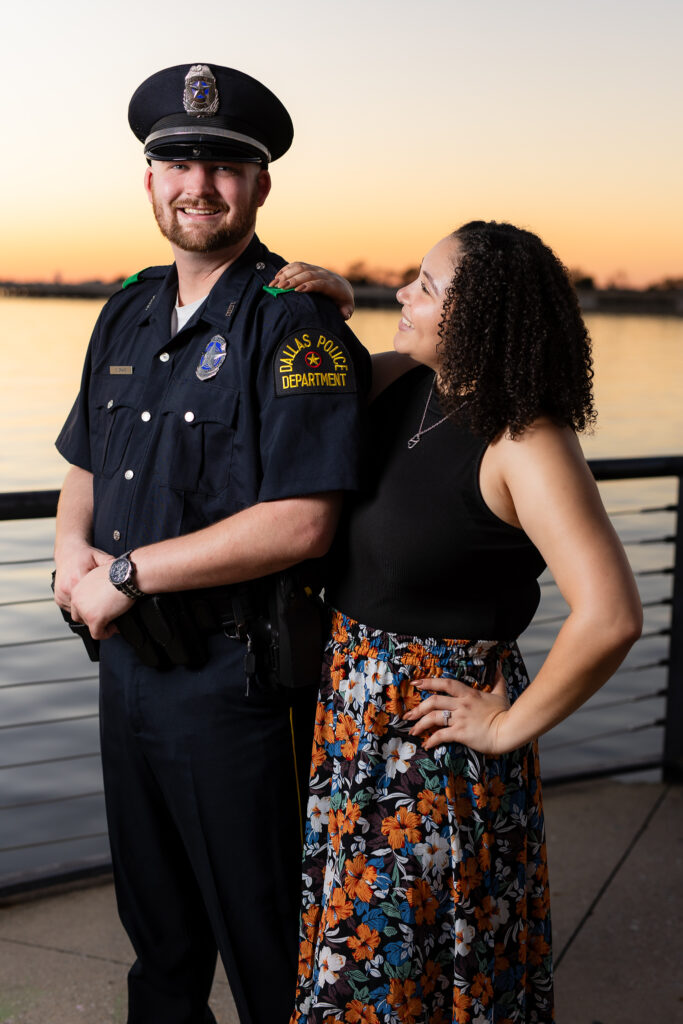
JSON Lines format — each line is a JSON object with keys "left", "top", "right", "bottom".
{"left": 0, "top": 779, "right": 681, "bottom": 1023}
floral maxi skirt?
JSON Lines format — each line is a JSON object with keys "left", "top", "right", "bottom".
{"left": 291, "top": 611, "right": 554, "bottom": 1024}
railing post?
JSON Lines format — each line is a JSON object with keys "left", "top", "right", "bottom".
{"left": 663, "top": 475, "right": 683, "bottom": 782}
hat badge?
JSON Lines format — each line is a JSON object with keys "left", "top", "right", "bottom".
{"left": 183, "top": 64, "right": 219, "bottom": 117}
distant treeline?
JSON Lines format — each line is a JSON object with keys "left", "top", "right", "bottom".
{"left": 2, "top": 272, "right": 683, "bottom": 316}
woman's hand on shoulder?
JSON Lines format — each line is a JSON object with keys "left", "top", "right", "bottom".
{"left": 270, "top": 262, "right": 354, "bottom": 320}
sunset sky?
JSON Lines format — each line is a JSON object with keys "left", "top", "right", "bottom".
{"left": 3, "top": 0, "right": 682, "bottom": 286}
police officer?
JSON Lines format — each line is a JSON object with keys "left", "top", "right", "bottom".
{"left": 53, "top": 64, "right": 369, "bottom": 1024}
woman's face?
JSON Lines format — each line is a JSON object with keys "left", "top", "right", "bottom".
{"left": 393, "top": 235, "right": 461, "bottom": 370}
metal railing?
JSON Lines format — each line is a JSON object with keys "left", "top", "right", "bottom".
{"left": 1, "top": 456, "right": 681, "bottom": 894}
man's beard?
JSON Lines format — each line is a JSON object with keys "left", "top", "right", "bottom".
{"left": 151, "top": 188, "right": 259, "bottom": 253}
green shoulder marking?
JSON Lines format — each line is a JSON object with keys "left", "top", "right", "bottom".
{"left": 121, "top": 271, "right": 143, "bottom": 290}
{"left": 262, "top": 285, "right": 296, "bottom": 298}
{"left": 120, "top": 266, "right": 167, "bottom": 290}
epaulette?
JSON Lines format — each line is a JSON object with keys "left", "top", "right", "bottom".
{"left": 120, "top": 266, "right": 169, "bottom": 290}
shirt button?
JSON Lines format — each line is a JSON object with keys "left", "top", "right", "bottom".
{"left": 124, "top": 470, "right": 134, "bottom": 480}
{"left": 255, "top": 261, "right": 266, "bottom": 271}
{"left": 113, "top": 530, "right": 121, "bottom": 541}
{"left": 159, "top": 352, "right": 170, "bottom": 362}
{"left": 107, "top": 399, "right": 114, "bottom": 409}
{"left": 184, "top": 411, "right": 195, "bottom": 422}
{"left": 141, "top": 411, "right": 151, "bottom": 422}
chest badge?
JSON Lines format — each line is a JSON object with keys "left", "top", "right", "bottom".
{"left": 196, "top": 335, "right": 227, "bottom": 381}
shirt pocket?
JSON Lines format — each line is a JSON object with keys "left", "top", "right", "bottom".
{"left": 157, "top": 381, "right": 240, "bottom": 495}
{"left": 90, "top": 375, "right": 144, "bottom": 479}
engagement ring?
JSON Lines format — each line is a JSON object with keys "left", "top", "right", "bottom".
{"left": 442, "top": 710, "right": 451, "bottom": 726}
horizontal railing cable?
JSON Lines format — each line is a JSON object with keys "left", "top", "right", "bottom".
{"left": 0, "top": 790, "right": 104, "bottom": 811}
{"left": 0, "top": 712, "right": 99, "bottom": 731}
{"left": 0, "top": 674, "right": 98, "bottom": 691}
{"left": 0, "top": 752, "right": 100, "bottom": 771}
{"left": 1, "top": 832, "right": 109, "bottom": 854}
{"left": 542, "top": 718, "right": 664, "bottom": 753}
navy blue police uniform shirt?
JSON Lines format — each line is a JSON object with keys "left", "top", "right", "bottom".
{"left": 56, "top": 235, "right": 371, "bottom": 555}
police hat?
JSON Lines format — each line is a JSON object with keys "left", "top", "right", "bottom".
{"left": 128, "top": 63, "right": 293, "bottom": 164}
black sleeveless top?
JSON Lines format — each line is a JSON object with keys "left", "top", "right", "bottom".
{"left": 326, "top": 366, "right": 546, "bottom": 639}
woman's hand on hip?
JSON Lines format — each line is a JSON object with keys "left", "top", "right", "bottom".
{"left": 403, "top": 670, "right": 513, "bottom": 756}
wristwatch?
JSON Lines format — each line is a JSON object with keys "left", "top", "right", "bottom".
{"left": 109, "top": 550, "right": 144, "bottom": 600}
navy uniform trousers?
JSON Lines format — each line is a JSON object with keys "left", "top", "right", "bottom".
{"left": 99, "top": 630, "right": 316, "bottom": 1024}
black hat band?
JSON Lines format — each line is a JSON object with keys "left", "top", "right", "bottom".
{"left": 144, "top": 125, "right": 272, "bottom": 162}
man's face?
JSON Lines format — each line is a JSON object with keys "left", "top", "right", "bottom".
{"left": 144, "top": 160, "right": 271, "bottom": 254}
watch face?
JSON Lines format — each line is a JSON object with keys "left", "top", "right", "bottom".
{"left": 110, "top": 557, "right": 131, "bottom": 585}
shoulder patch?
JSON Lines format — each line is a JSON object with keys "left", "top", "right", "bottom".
{"left": 273, "top": 329, "right": 357, "bottom": 396}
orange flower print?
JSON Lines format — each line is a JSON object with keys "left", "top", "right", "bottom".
{"left": 399, "top": 642, "right": 428, "bottom": 668}
{"left": 417, "top": 789, "right": 448, "bottom": 823}
{"left": 453, "top": 987, "right": 472, "bottom": 1024}
{"left": 328, "top": 808, "right": 341, "bottom": 853}
{"left": 528, "top": 934, "right": 551, "bottom": 966}
{"left": 488, "top": 776, "right": 507, "bottom": 811}
{"left": 363, "top": 702, "right": 390, "bottom": 737}
{"left": 331, "top": 612, "right": 348, "bottom": 643}
{"left": 420, "top": 958, "right": 442, "bottom": 995}
{"left": 381, "top": 806, "right": 422, "bottom": 849}
{"left": 345, "top": 1000, "right": 380, "bottom": 1024}
{"left": 494, "top": 941, "right": 510, "bottom": 972}
{"left": 346, "top": 922, "right": 381, "bottom": 961}
{"left": 314, "top": 703, "right": 335, "bottom": 745}
{"left": 351, "top": 637, "right": 377, "bottom": 660}
{"left": 335, "top": 714, "right": 360, "bottom": 760}
{"left": 297, "top": 937, "right": 313, "bottom": 979}
{"left": 386, "top": 678, "right": 421, "bottom": 716}
{"left": 532, "top": 888, "right": 551, "bottom": 921}
{"left": 406, "top": 878, "right": 438, "bottom": 925}
{"left": 446, "top": 774, "right": 473, "bottom": 819}
{"left": 291, "top": 625, "right": 553, "bottom": 1022}
{"left": 474, "top": 894, "right": 494, "bottom": 932}
{"left": 459, "top": 856, "right": 482, "bottom": 898}
{"left": 387, "top": 978, "right": 422, "bottom": 1024}
{"left": 340, "top": 799, "right": 362, "bottom": 835}
{"left": 325, "top": 885, "right": 355, "bottom": 929}
{"left": 471, "top": 972, "right": 493, "bottom": 1004}
{"left": 344, "top": 854, "right": 377, "bottom": 903}
{"left": 302, "top": 903, "right": 321, "bottom": 942}
{"left": 471, "top": 783, "right": 488, "bottom": 809}
{"left": 310, "top": 744, "right": 326, "bottom": 777}
{"left": 477, "top": 831, "right": 493, "bottom": 872}
{"left": 303, "top": 903, "right": 321, "bottom": 928}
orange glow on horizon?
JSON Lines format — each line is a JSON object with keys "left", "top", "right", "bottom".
{"left": 3, "top": 2, "right": 682, "bottom": 290}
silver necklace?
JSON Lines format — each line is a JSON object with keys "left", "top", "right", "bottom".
{"left": 407, "top": 374, "right": 449, "bottom": 448}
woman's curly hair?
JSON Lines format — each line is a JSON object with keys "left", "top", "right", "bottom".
{"left": 437, "top": 221, "right": 596, "bottom": 440}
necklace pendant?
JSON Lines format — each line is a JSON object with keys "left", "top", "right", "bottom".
{"left": 407, "top": 434, "right": 421, "bottom": 449}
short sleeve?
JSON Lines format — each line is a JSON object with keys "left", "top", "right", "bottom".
{"left": 55, "top": 331, "right": 96, "bottom": 472}
{"left": 256, "top": 303, "right": 370, "bottom": 502}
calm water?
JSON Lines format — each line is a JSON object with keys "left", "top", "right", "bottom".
{"left": 0, "top": 298, "right": 681, "bottom": 885}
{"left": 1, "top": 299, "right": 683, "bottom": 488}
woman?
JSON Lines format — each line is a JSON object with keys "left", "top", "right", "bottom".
{"left": 272, "top": 222, "right": 642, "bottom": 1024}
